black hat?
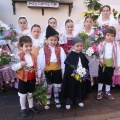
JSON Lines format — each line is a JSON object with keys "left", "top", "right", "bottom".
{"left": 72, "top": 37, "right": 83, "bottom": 46}
{"left": 45, "top": 25, "right": 59, "bottom": 38}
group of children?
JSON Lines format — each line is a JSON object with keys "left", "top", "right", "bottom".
{"left": 0, "top": 4, "right": 120, "bottom": 118}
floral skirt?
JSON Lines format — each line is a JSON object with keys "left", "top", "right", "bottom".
{"left": 112, "top": 68, "right": 120, "bottom": 85}
{"left": 0, "top": 65, "right": 17, "bottom": 83}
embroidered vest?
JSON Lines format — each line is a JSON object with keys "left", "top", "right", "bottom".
{"left": 99, "top": 41, "right": 117, "bottom": 67}
{"left": 44, "top": 45, "right": 61, "bottom": 65}
{"left": 17, "top": 52, "right": 37, "bottom": 82}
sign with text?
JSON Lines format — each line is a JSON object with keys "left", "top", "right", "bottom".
{"left": 27, "top": 1, "right": 59, "bottom": 8}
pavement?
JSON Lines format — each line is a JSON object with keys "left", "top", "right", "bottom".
{"left": 0, "top": 85, "right": 120, "bottom": 120}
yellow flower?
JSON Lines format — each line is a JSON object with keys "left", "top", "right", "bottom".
{"left": 75, "top": 74, "right": 80, "bottom": 81}
{"left": 82, "top": 12, "right": 86, "bottom": 18}
{"left": 71, "top": 73, "right": 75, "bottom": 77}
{"left": 80, "top": 79, "right": 82, "bottom": 83}
{"left": 87, "top": 10, "right": 93, "bottom": 14}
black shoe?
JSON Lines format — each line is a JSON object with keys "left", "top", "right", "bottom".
{"left": 29, "top": 106, "right": 39, "bottom": 114}
{"left": 20, "top": 109, "right": 28, "bottom": 117}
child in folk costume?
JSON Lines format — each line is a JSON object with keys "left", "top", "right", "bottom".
{"left": 97, "top": 26, "right": 119, "bottom": 100}
{"left": 59, "top": 19, "right": 75, "bottom": 54}
{"left": 62, "top": 37, "right": 89, "bottom": 110}
{"left": 37, "top": 25, "right": 66, "bottom": 109}
{"left": 79, "top": 16, "right": 94, "bottom": 35}
{"left": 112, "top": 14, "right": 120, "bottom": 85}
{"left": 11, "top": 36, "right": 39, "bottom": 117}
{"left": 97, "top": 5, "right": 117, "bottom": 29}
{"left": 41, "top": 17, "right": 58, "bottom": 43}
{"left": 12, "top": 16, "right": 31, "bottom": 56}
{"left": 29, "top": 24, "right": 43, "bottom": 56}
{"left": 80, "top": 16, "right": 99, "bottom": 85}
{"left": 17, "top": 16, "right": 31, "bottom": 35}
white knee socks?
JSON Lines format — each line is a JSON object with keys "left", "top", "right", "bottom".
{"left": 18, "top": 93, "right": 27, "bottom": 110}
{"left": 27, "top": 93, "right": 33, "bottom": 108}
{"left": 105, "top": 85, "right": 110, "bottom": 92}
{"left": 98, "top": 83, "right": 103, "bottom": 91}
{"left": 18, "top": 92, "right": 33, "bottom": 109}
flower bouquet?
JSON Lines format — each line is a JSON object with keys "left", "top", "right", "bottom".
{"left": 89, "top": 28, "right": 103, "bottom": 43}
{"left": 112, "top": 8, "right": 120, "bottom": 19}
{"left": 71, "top": 66, "right": 90, "bottom": 83}
{"left": 82, "top": 9, "right": 100, "bottom": 23}
{"left": 84, "top": 0, "right": 102, "bottom": 11}
{"left": 86, "top": 44, "right": 99, "bottom": 58}
{"left": 33, "top": 79, "right": 48, "bottom": 106}
{"left": 0, "top": 24, "right": 18, "bottom": 41}
{"left": 0, "top": 48, "right": 12, "bottom": 67}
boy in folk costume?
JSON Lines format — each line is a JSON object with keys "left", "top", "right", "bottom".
{"left": 97, "top": 26, "right": 119, "bottom": 100}
{"left": 11, "top": 36, "right": 39, "bottom": 117}
{"left": 37, "top": 25, "right": 66, "bottom": 109}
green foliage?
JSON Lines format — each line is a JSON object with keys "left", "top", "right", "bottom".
{"left": 33, "top": 83, "right": 48, "bottom": 106}
{"left": 77, "top": 32, "right": 89, "bottom": 42}
{"left": 0, "top": 54, "right": 11, "bottom": 66}
{"left": 86, "top": 0, "right": 102, "bottom": 11}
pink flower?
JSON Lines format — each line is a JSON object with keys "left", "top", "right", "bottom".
{"left": 5, "top": 30, "right": 11, "bottom": 37}
{"left": 94, "top": 29, "right": 99, "bottom": 35}
{"left": 92, "top": 44, "right": 98, "bottom": 52}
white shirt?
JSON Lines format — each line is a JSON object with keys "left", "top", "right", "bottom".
{"left": 98, "top": 41, "right": 120, "bottom": 66}
{"left": 80, "top": 28, "right": 94, "bottom": 36}
{"left": 11, "top": 53, "right": 33, "bottom": 71}
{"left": 29, "top": 34, "right": 44, "bottom": 48}
{"left": 72, "top": 50, "right": 82, "bottom": 67}
{"left": 37, "top": 45, "right": 66, "bottom": 77}
{"left": 59, "top": 32, "right": 74, "bottom": 44}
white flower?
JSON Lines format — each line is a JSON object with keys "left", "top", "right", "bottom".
{"left": 1, "top": 24, "right": 9, "bottom": 29}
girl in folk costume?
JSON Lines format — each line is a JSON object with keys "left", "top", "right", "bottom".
{"left": 12, "top": 16, "right": 31, "bottom": 56}
{"left": 41, "top": 17, "right": 58, "bottom": 43}
{"left": 80, "top": 16, "right": 99, "bottom": 86}
{"left": 62, "top": 37, "right": 89, "bottom": 110}
{"left": 97, "top": 26, "right": 119, "bottom": 100}
{"left": 11, "top": 36, "right": 39, "bottom": 117}
{"left": 59, "top": 19, "right": 75, "bottom": 54}
{"left": 79, "top": 16, "right": 94, "bottom": 35}
{"left": 112, "top": 14, "right": 120, "bottom": 85}
{"left": 97, "top": 5, "right": 117, "bottom": 29}
{"left": 17, "top": 16, "right": 30, "bottom": 35}
{"left": 29, "top": 24, "right": 43, "bottom": 56}
{"left": 0, "top": 20, "right": 16, "bottom": 92}
{"left": 37, "top": 25, "right": 66, "bottom": 109}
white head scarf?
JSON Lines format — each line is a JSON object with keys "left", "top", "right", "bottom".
{"left": 17, "top": 16, "right": 31, "bottom": 34}
{"left": 97, "top": 12, "right": 117, "bottom": 27}
{"left": 59, "top": 19, "right": 77, "bottom": 36}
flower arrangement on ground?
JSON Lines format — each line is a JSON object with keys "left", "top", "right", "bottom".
{"left": 0, "top": 24, "right": 18, "bottom": 41}
{"left": 71, "top": 66, "right": 90, "bottom": 83}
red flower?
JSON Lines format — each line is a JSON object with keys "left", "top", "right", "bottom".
{"left": 92, "top": 44, "right": 98, "bottom": 52}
